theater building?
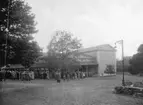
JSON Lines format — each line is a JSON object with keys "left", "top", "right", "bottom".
{"left": 77, "top": 44, "right": 116, "bottom": 76}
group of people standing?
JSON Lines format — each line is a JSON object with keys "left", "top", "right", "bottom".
{"left": 0, "top": 69, "right": 51, "bottom": 81}
{"left": 0, "top": 70, "right": 35, "bottom": 81}
{"left": 0, "top": 68, "right": 89, "bottom": 83}
{"left": 55, "top": 70, "right": 88, "bottom": 83}
{"left": 34, "top": 71, "right": 49, "bottom": 79}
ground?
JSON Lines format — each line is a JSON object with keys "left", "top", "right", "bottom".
{"left": 0, "top": 75, "right": 143, "bottom": 105}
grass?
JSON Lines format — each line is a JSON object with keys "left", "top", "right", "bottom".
{"left": 0, "top": 74, "right": 143, "bottom": 105}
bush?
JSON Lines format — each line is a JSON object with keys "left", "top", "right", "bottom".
{"left": 133, "top": 82, "right": 143, "bottom": 88}
{"left": 114, "top": 86, "right": 124, "bottom": 94}
{"left": 139, "top": 72, "right": 143, "bottom": 76}
{"left": 114, "top": 85, "right": 143, "bottom": 97}
{"left": 124, "top": 80, "right": 133, "bottom": 86}
{"left": 104, "top": 65, "right": 115, "bottom": 74}
{"left": 115, "top": 86, "right": 134, "bottom": 95}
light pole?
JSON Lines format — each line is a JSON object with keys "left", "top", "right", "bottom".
{"left": 115, "top": 40, "right": 125, "bottom": 86}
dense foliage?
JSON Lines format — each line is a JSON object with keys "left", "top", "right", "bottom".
{"left": 0, "top": 0, "right": 41, "bottom": 68}
{"left": 116, "top": 56, "right": 131, "bottom": 72}
{"left": 129, "top": 44, "right": 143, "bottom": 75}
{"left": 104, "top": 65, "right": 115, "bottom": 74}
{"left": 47, "top": 30, "right": 82, "bottom": 71}
{"left": 114, "top": 81, "right": 143, "bottom": 97}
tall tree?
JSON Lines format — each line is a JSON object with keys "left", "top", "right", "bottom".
{"left": 47, "top": 30, "right": 82, "bottom": 71}
{"left": 117, "top": 56, "right": 131, "bottom": 72}
{"left": 137, "top": 44, "right": 143, "bottom": 53}
{"left": 21, "top": 41, "right": 42, "bottom": 68}
{"left": 0, "top": 0, "right": 41, "bottom": 67}
{"left": 129, "top": 44, "right": 143, "bottom": 74}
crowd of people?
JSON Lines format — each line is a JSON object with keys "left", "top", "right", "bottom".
{"left": 0, "top": 68, "right": 89, "bottom": 83}
{"left": 55, "top": 70, "right": 88, "bottom": 83}
{"left": 0, "top": 70, "right": 35, "bottom": 81}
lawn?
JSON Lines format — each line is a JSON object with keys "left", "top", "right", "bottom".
{"left": 0, "top": 75, "right": 143, "bottom": 105}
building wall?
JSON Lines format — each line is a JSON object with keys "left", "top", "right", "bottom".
{"left": 97, "top": 50, "right": 116, "bottom": 76}
{"left": 88, "top": 65, "right": 98, "bottom": 76}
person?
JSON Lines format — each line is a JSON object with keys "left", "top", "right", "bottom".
{"left": 21, "top": 71, "right": 25, "bottom": 81}
{"left": 31, "top": 71, "right": 35, "bottom": 80}
{"left": 46, "top": 71, "right": 49, "bottom": 79}
{"left": 0, "top": 71, "right": 2, "bottom": 81}
{"left": 67, "top": 72, "right": 70, "bottom": 81}
{"left": 43, "top": 72, "right": 47, "bottom": 79}
{"left": 72, "top": 72, "right": 75, "bottom": 80}
{"left": 56, "top": 70, "right": 61, "bottom": 83}
{"left": 29, "top": 71, "right": 32, "bottom": 80}
{"left": 78, "top": 71, "right": 80, "bottom": 79}
{"left": 16, "top": 71, "right": 19, "bottom": 80}
{"left": 0, "top": 70, "right": 5, "bottom": 81}
{"left": 74, "top": 72, "right": 77, "bottom": 79}
{"left": 83, "top": 72, "right": 85, "bottom": 78}
{"left": 27, "top": 71, "right": 31, "bottom": 81}
{"left": 41, "top": 72, "right": 44, "bottom": 79}
{"left": 63, "top": 72, "right": 66, "bottom": 81}
{"left": 80, "top": 71, "right": 82, "bottom": 79}
{"left": 11, "top": 70, "right": 16, "bottom": 80}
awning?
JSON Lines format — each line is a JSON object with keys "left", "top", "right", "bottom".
{"left": 1, "top": 64, "right": 24, "bottom": 70}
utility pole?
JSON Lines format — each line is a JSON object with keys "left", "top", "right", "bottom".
{"left": 5, "top": 0, "right": 10, "bottom": 66}
{"left": 115, "top": 40, "right": 125, "bottom": 86}
{"left": 121, "top": 40, "right": 125, "bottom": 86}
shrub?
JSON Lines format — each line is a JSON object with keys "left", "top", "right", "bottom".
{"left": 114, "top": 85, "right": 143, "bottom": 97}
{"left": 128, "top": 66, "right": 139, "bottom": 75}
{"left": 139, "top": 72, "right": 143, "bottom": 76}
{"left": 133, "top": 82, "right": 143, "bottom": 88}
{"left": 104, "top": 65, "right": 115, "bottom": 74}
{"left": 124, "top": 80, "right": 133, "bottom": 86}
{"left": 114, "top": 86, "right": 124, "bottom": 94}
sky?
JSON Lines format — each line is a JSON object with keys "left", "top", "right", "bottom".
{"left": 26, "top": 0, "right": 143, "bottom": 59}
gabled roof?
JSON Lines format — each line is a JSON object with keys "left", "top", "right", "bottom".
{"left": 31, "top": 63, "right": 48, "bottom": 68}
{"left": 78, "top": 44, "right": 116, "bottom": 53}
{"left": 3, "top": 64, "right": 24, "bottom": 69}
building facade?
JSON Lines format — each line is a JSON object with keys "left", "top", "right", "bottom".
{"left": 78, "top": 44, "right": 116, "bottom": 76}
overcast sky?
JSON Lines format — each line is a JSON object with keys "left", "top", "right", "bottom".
{"left": 26, "top": 0, "right": 143, "bottom": 59}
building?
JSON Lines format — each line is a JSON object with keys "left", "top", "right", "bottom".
{"left": 78, "top": 44, "right": 116, "bottom": 76}
{"left": 1, "top": 64, "right": 25, "bottom": 71}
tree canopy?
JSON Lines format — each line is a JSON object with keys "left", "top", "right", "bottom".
{"left": 0, "top": 0, "right": 41, "bottom": 68}
{"left": 117, "top": 56, "right": 131, "bottom": 72}
{"left": 47, "top": 30, "right": 82, "bottom": 71}
{"left": 129, "top": 44, "right": 143, "bottom": 74}
{"left": 137, "top": 44, "right": 143, "bottom": 53}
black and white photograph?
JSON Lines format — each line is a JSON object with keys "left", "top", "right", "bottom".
{"left": 0, "top": 0, "right": 143, "bottom": 105}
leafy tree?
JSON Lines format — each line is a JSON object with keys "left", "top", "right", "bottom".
{"left": 129, "top": 44, "right": 143, "bottom": 75}
{"left": 104, "top": 65, "right": 115, "bottom": 74}
{"left": 47, "top": 30, "right": 82, "bottom": 71}
{"left": 0, "top": 0, "right": 41, "bottom": 67}
{"left": 117, "top": 56, "right": 131, "bottom": 72}
{"left": 21, "top": 41, "right": 42, "bottom": 68}
{"left": 138, "top": 44, "right": 143, "bottom": 53}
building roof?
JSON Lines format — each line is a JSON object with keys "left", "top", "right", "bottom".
{"left": 31, "top": 63, "right": 48, "bottom": 68}
{"left": 78, "top": 44, "right": 116, "bottom": 53}
{"left": 2, "top": 64, "right": 25, "bottom": 69}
